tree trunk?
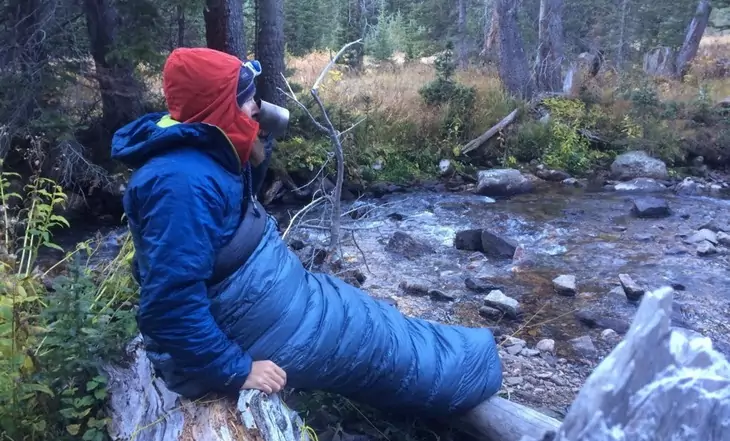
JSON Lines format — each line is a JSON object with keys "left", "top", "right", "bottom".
{"left": 675, "top": 0, "right": 712, "bottom": 80}
{"left": 535, "top": 0, "right": 564, "bottom": 93}
{"left": 256, "top": 0, "right": 287, "bottom": 106}
{"left": 83, "top": 0, "right": 145, "bottom": 145}
{"left": 177, "top": 5, "right": 186, "bottom": 47}
{"left": 485, "top": 6, "right": 499, "bottom": 53}
{"left": 105, "top": 336, "right": 311, "bottom": 441}
{"left": 495, "top": 0, "right": 535, "bottom": 99}
{"left": 456, "top": 0, "right": 468, "bottom": 68}
{"left": 550, "top": 286, "right": 730, "bottom": 441}
{"left": 204, "top": 0, "right": 247, "bottom": 59}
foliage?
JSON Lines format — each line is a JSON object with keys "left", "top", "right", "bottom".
{"left": 419, "top": 43, "right": 476, "bottom": 142}
{"left": 0, "top": 163, "right": 138, "bottom": 441}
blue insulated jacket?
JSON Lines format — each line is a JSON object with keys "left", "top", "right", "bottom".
{"left": 111, "top": 112, "right": 267, "bottom": 393}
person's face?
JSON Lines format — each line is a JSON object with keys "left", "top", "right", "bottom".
{"left": 240, "top": 97, "right": 260, "bottom": 120}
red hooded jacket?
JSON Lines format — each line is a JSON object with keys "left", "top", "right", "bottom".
{"left": 162, "top": 47, "right": 260, "bottom": 164}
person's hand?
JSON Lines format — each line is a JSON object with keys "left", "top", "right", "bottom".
{"left": 242, "top": 360, "right": 287, "bottom": 394}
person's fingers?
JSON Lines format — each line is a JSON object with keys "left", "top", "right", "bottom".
{"left": 274, "top": 364, "right": 287, "bottom": 381}
{"left": 268, "top": 368, "right": 285, "bottom": 387}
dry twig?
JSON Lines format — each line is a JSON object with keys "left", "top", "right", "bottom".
{"left": 277, "top": 39, "right": 364, "bottom": 255}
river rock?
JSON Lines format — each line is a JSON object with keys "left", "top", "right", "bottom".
{"left": 697, "top": 241, "right": 718, "bottom": 256}
{"left": 600, "top": 329, "right": 619, "bottom": 341}
{"left": 465, "top": 277, "right": 502, "bottom": 293}
{"left": 610, "top": 150, "right": 669, "bottom": 181}
{"left": 428, "top": 289, "right": 455, "bottom": 302}
{"left": 569, "top": 335, "right": 597, "bottom": 357}
{"left": 552, "top": 275, "right": 577, "bottom": 296}
{"left": 535, "top": 164, "right": 571, "bottom": 182}
{"left": 613, "top": 178, "right": 668, "bottom": 193}
{"left": 481, "top": 230, "right": 518, "bottom": 259}
{"left": 631, "top": 197, "right": 671, "bottom": 218}
{"left": 398, "top": 279, "right": 430, "bottom": 296}
{"left": 475, "top": 168, "right": 534, "bottom": 197}
{"left": 685, "top": 228, "right": 718, "bottom": 245}
{"left": 386, "top": 231, "right": 435, "bottom": 259}
{"left": 454, "top": 229, "right": 483, "bottom": 251}
{"left": 697, "top": 218, "right": 730, "bottom": 233}
{"left": 484, "top": 290, "right": 521, "bottom": 319}
{"left": 717, "top": 231, "right": 730, "bottom": 247}
{"left": 675, "top": 177, "right": 706, "bottom": 195}
{"left": 618, "top": 273, "right": 645, "bottom": 302}
{"left": 479, "top": 306, "right": 503, "bottom": 320}
{"left": 536, "top": 339, "right": 556, "bottom": 354}
{"left": 574, "top": 309, "right": 631, "bottom": 334}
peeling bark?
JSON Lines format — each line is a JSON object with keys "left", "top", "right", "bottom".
{"left": 105, "top": 336, "right": 309, "bottom": 441}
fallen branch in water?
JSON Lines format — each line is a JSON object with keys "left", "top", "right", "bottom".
{"left": 278, "top": 39, "right": 364, "bottom": 257}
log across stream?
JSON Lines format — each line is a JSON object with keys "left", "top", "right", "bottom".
{"left": 104, "top": 286, "right": 730, "bottom": 441}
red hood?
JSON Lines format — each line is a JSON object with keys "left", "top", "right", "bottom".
{"left": 162, "top": 47, "right": 259, "bottom": 165}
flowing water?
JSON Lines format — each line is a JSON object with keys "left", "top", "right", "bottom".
{"left": 49, "top": 186, "right": 730, "bottom": 359}
{"left": 284, "top": 186, "right": 730, "bottom": 358}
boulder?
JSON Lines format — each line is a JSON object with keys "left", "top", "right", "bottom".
{"left": 610, "top": 151, "right": 668, "bottom": 181}
{"left": 631, "top": 197, "right": 671, "bottom": 218}
{"left": 475, "top": 169, "right": 534, "bottom": 197}
{"left": 386, "top": 231, "right": 435, "bottom": 259}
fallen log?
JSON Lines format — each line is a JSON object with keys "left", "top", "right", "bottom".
{"left": 105, "top": 286, "right": 730, "bottom": 441}
{"left": 459, "top": 396, "right": 561, "bottom": 441}
{"left": 104, "top": 336, "right": 310, "bottom": 441}
{"left": 461, "top": 108, "right": 520, "bottom": 155}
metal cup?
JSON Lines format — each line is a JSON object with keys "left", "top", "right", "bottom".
{"left": 255, "top": 99, "right": 290, "bottom": 138}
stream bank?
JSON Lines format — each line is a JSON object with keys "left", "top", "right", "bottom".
{"left": 43, "top": 151, "right": 730, "bottom": 424}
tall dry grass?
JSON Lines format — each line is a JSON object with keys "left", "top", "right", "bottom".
{"left": 286, "top": 50, "right": 513, "bottom": 137}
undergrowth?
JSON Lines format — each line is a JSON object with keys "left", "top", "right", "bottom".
{"left": 0, "top": 160, "right": 138, "bottom": 441}
{"left": 282, "top": 50, "right": 730, "bottom": 182}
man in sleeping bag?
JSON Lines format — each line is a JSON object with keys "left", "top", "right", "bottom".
{"left": 111, "top": 47, "right": 502, "bottom": 417}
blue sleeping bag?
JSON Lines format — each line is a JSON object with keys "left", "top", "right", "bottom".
{"left": 112, "top": 112, "right": 503, "bottom": 417}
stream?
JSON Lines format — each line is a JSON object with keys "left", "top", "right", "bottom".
{"left": 48, "top": 183, "right": 730, "bottom": 416}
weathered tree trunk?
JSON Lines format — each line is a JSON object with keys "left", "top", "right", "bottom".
{"left": 459, "top": 286, "right": 730, "bottom": 441}
{"left": 83, "top": 0, "right": 145, "bottom": 146}
{"left": 256, "top": 0, "right": 287, "bottom": 106}
{"left": 675, "top": 0, "right": 712, "bottom": 79}
{"left": 643, "top": 0, "right": 712, "bottom": 81}
{"left": 485, "top": 6, "right": 499, "bottom": 54}
{"left": 552, "top": 286, "right": 729, "bottom": 441}
{"left": 456, "top": 0, "right": 468, "bottom": 68}
{"left": 643, "top": 47, "right": 678, "bottom": 79}
{"left": 535, "top": 0, "right": 565, "bottom": 93}
{"left": 105, "top": 336, "right": 310, "bottom": 441}
{"left": 495, "top": 0, "right": 535, "bottom": 99}
{"left": 204, "top": 0, "right": 247, "bottom": 59}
